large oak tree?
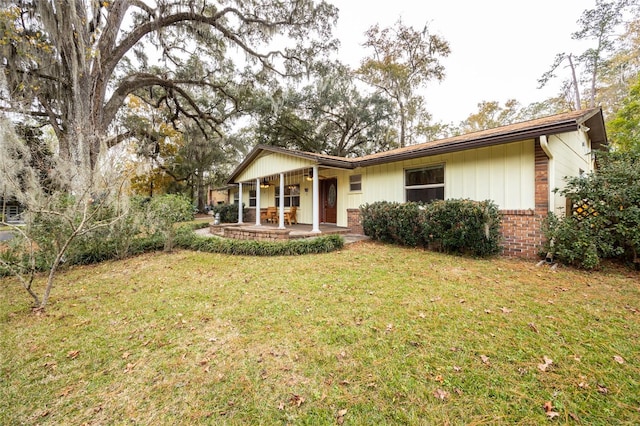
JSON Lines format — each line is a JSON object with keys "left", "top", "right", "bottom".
{"left": 0, "top": 0, "right": 338, "bottom": 176}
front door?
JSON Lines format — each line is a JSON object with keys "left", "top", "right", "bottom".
{"left": 321, "top": 178, "right": 337, "bottom": 224}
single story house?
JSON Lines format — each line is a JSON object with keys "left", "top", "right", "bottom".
{"left": 226, "top": 108, "right": 607, "bottom": 257}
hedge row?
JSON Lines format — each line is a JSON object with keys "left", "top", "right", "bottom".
{"left": 174, "top": 227, "right": 344, "bottom": 256}
{"left": 360, "top": 199, "right": 502, "bottom": 257}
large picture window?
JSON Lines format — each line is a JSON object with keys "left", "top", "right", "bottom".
{"left": 405, "top": 165, "right": 445, "bottom": 203}
{"left": 275, "top": 184, "right": 300, "bottom": 207}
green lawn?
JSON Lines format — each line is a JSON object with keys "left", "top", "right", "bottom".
{"left": 1, "top": 241, "right": 639, "bottom": 425}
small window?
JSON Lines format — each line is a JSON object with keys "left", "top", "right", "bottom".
{"left": 349, "top": 174, "right": 362, "bottom": 191}
{"left": 233, "top": 189, "right": 240, "bottom": 205}
{"left": 275, "top": 184, "right": 300, "bottom": 207}
{"left": 249, "top": 190, "right": 257, "bottom": 207}
{"left": 405, "top": 165, "right": 445, "bottom": 203}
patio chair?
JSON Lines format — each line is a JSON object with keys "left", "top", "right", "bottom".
{"left": 285, "top": 206, "right": 297, "bottom": 225}
{"left": 266, "top": 206, "right": 277, "bottom": 223}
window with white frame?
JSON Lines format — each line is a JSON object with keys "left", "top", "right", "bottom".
{"left": 233, "top": 189, "right": 240, "bottom": 204}
{"left": 275, "top": 184, "right": 300, "bottom": 207}
{"left": 249, "top": 190, "right": 257, "bottom": 207}
{"left": 405, "top": 165, "right": 444, "bottom": 203}
{"left": 349, "top": 174, "right": 362, "bottom": 191}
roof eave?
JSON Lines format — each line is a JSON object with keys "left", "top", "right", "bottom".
{"left": 356, "top": 122, "right": 579, "bottom": 167}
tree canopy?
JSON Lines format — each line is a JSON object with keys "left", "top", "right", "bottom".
{"left": 0, "top": 0, "right": 338, "bottom": 178}
{"left": 357, "top": 19, "right": 450, "bottom": 147}
{"left": 538, "top": 0, "right": 637, "bottom": 111}
{"left": 249, "top": 63, "right": 396, "bottom": 157}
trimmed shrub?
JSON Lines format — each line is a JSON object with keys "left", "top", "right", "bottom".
{"left": 422, "top": 199, "right": 502, "bottom": 256}
{"left": 174, "top": 226, "right": 344, "bottom": 256}
{"left": 211, "top": 203, "right": 246, "bottom": 223}
{"left": 360, "top": 199, "right": 502, "bottom": 257}
{"left": 360, "top": 201, "right": 424, "bottom": 246}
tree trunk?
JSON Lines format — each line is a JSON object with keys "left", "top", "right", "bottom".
{"left": 568, "top": 54, "right": 582, "bottom": 110}
{"left": 399, "top": 101, "right": 406, "bottom": 148}
{"left": 197, "top": 170, "right": 207, "bottom": 212}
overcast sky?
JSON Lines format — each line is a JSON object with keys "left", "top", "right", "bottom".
{"left": 328, "top": 0, "right": 596, "bottom": 125}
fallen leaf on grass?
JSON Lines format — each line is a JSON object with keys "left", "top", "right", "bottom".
{"left": 121, "top": 352, "right": 131, "bottom": 360}
{"left": 500, "top": 307, "right": 512, "bottom": 313}
{"left": 480, "top": 355, "right": 490, "bottom": 365}
{"left": 58, "top": 387, "right": 73, "bottom": 397}
{"left": 543, "top": 401, "right": 560, "bottom": 419}
{"left": 433, "top": 388, "right": 450, "bottom": 400}
{"left": 67, "top": 350, "right": 80, "bottom": 359}
{"left": 337, "top": 409, "right": 348, "bottom": 424}
{"left": 290, "top": 394, "right": 305, "bottom": 407}
{"left": 597, "top": 384, "right": 608, "bottom": 394}
{"left": 613, "top": 355, "right": 625, "bottom": 364}
{"left": 538, "top": 356, "right": 553, "bottom": 372}
{"left": 528, "top": 323, "right": 539, "bottom": 333}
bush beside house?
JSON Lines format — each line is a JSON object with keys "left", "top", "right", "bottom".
{"left": 543, "top": 151, "right": 640, "bottom": 269}
{"left": 360, "top": 199, "right": 502, "bottom": 257}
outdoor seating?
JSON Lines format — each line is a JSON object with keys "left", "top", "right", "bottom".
{"left": 266, "top": 206, "right": 277, "bottom": 223}
{"left": 284, "top": 206, "right": 298, "bottom": 225}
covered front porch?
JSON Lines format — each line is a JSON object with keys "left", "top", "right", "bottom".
{"left": 237, "top": 165, "right": 324, "bottom": 234}
{"left": 226, "top": 145, "right": 356, "bottom": 232}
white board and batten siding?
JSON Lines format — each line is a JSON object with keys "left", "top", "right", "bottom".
{"left": 235, "top": 152, "right": 315, "bottom": 183}
{"left": 348, "top": 140, "right": 537, "bottom": 214}
{"left": 547, "top": 131, "right": 594, "bottom": 216}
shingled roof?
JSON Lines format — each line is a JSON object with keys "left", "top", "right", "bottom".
{"left": 227, "top": 108, "right": 606, "bottom": 183}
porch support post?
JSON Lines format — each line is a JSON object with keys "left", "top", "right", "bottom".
{"left": 278, "top": 173, "right": 285, "bottom": 229}
{"left": 237, "top": 182, "right": 243, "bottom": 224}
{"left": 255, "top": 178, "right": 261, "bottom": 226}
{"left": 238, "top": 182, "right": 242, "bottom": 225}
{"left": 312, "top": 165, "right": 320, "bottom": 233}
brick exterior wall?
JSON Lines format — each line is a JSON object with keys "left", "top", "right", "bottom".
{"left": 243, "top": 208, "right": 256, "bottom": 223}
{"left": 500, "top": 139, "right": 549, "bottom": 258}
{"left": 499, "top": 210, "right": 545, "bottom": 258}
{"left": 347, "top": 208, "right": 364, "bottom": 235}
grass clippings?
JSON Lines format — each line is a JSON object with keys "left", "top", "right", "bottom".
{"left": 1, "top": 241, "right": 639, "bottom": 425}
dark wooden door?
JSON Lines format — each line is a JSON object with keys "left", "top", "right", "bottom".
{"left": 321, "top": 178, "right": 337, "bottom": 223}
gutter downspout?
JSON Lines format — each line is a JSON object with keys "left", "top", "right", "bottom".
{"left": 539, "top": 135, "right": 554, "bottom": 214}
